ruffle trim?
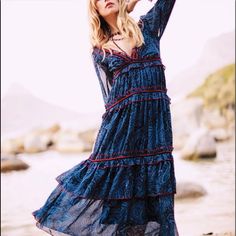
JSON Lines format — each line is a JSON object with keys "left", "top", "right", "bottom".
{"left": 112, "top": 56, "right": 165, "bottom": 79}
{"left": 105, "top": 86, "right": 168, "bottom": 110}
{"left": 89, "top": 145, "right": 174, "bottom": 161}
{"left": 32, "top": 187, "right": 178, "bottom": 235}
{"left": 102, "top": 92, "right": 171, "bottom": 119}
{"left": 55, "top": 153, "right": 177, "bottom": 200}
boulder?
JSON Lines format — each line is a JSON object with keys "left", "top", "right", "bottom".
{"left": 32, "top": 123, "right": 61, "bottom": 135}
{"left": 54, "top": 130, "right": 92, "bottom": 153}
{"left": 175, "top": 181, "right": 207, "bottom": 200}
{"left": 24, "top": 133, "right": 49, "bottom": 153}
{"left": 181, "top": 128, "right": 217, "bottom": 160}
{"left": 224, "top": 108, "right": 235, "bottom": 125}
{"left": 1, "top": 137, "right": 25, "bottom": 154}
{"left": 202, "top": 232, "right": 235, "bottom": 236}
{"left": 78, "top": 127, "right": 98, "bottom": 146}
{"left": 1, "top": 154, "right": 29, "bottom": 173}
{"left": 210, "top": 128, "right": 232, "bottom": 142}
{"left": 172, "top": 97, "right": 204, "bottom": 150}
{"left": 202, "top": 109, "right": 228, "bottom": 129}
{"left": 46, "top": 123, "right": 61, "bottom": 133}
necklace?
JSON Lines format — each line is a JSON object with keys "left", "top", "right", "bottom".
{"left": 110, "top": 31, "right": 121, "bottom": 37}
{"left": 111, "top": 36, "right": 125, "bottom": 41}
{"left": 109, "top": 31, "right": 124, "bottom": 41}
{"left": 111, "top": 37, "right": 130, "bottom": 56}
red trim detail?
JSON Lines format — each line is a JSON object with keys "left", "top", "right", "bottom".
{"left": 84, "top": 158, "right": 174, "bottom": 169}
{"left": 98, "top": 47, "right": 137, "bottom": 61}
{"left": 91, "top": 145, "right": 173, "bottom": 157}
{"left": 102, "top": 97, "right": 171, "bottom": 119}
{"left": 109, "top": 49, "right": 129, "bottom": 60}
{"left": 113, "top": 62, "right": 165, "bottom": 79}
{"left": 105, "top": 89, "right": 168, "bottom": 111}
{"left": 106, "top": 85, "right": 167, "bottom": 106}
{"left": 90, "top": 149, "right": 173, "bottom": 162}
{"left": 93, "top": 46, "right": 163, "bottom": 63}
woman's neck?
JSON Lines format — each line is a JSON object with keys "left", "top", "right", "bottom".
{"left": 104, "top": 14, "right": 119, "bottom": 34}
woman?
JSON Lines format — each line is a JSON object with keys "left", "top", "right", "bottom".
{"left": 32, "top": 0, "right": 179, "bottom": 235}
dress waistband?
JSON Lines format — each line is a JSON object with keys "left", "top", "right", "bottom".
{"left": 104, "top": 86, "right": 168, "bottom": 111}
{"left": 112, "top": 56, "right": 165, "bottom": 80}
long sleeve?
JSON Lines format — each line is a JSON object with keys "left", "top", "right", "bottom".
{"left": 140, "top": 0, "right": 176, "bottom": 39}
{"left": 92, "top": 54, "right": 113, "bottom": 105}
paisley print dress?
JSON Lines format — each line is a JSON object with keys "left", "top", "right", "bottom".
{"left": 32, "top": 0, "right": 179, "bottom": 235}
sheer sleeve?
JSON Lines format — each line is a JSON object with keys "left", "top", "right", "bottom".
{"left": 140, "top": 0, "right": 176, "bottom": 39}
{"left": 92, "top": 53, "right": 113, "bottom": 105}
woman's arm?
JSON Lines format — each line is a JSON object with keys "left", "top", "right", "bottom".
{"left": 127, "top": 0, "right": 141, "bottom": 14}
{"left": 92, "top": 54, "right": 113, "bottom": 105}
{"left": 127, "top": 0, "right": 154, "bottom": 13}
{"left": 140, "top": 0, "right": 176, "bottom": 39}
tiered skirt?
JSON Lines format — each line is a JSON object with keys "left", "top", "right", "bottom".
{"left": 32, "top": 65, "right": 179, "bottom": 236}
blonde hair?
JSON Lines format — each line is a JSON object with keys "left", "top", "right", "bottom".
{"left": 88, "top": 0, "right": 144, "bottom": 59}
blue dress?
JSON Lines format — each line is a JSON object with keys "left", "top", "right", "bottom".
{"left": 32, "top": 0, "right": 179, "bottom": 235}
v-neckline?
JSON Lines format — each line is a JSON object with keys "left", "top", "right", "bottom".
{"left": 110, "top": 46, "right": 138, "bottom": 59}
{"left": 93, "top": 45, "right": 141, "bottom": 61}
{"left": 97, "top": 46, "right": 139, "bottom": 60}
{"left": 110, "top": 40, "right": 137, "bottom": 59}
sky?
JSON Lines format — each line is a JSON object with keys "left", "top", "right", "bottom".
{"left": 1, "top": 0, "right": 235, "bottom": 114}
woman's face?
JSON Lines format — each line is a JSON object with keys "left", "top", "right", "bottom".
{"left": 95, "top": 0, "right": 119, "bottom": 18}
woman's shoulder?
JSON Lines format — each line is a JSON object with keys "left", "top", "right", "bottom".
{"left": 91, "top": 46, "right": 108, "bottom": 65}
{"left": 91, "top": 46, "right": 100, "bottom": 56}
{"left": 91, "top": 46, "right": 102, "bottom": 60}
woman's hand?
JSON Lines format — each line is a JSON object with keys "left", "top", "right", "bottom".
{"left": 126, "top": 0, "right": 141, "bottom": 14}
{"left": 126, "top": 0, "right": 153, "bottom": 14}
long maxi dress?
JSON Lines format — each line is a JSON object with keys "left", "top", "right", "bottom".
{"left": 32, "top": 0, "right": 179, "bottom": 235}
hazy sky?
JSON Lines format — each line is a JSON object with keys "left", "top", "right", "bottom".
{"left": 1, "top": 0, "right": 235, "bottom": 114}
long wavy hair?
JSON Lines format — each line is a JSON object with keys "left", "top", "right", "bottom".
{"left": 88, "top": 0, "right": 144, "bottom": 59}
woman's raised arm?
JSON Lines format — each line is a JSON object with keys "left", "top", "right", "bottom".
{"left": 140, "top": 0, "right": 176, "bottom": 39}
{"left": 126, "top": 0, "right": 141, "bottom": 14}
